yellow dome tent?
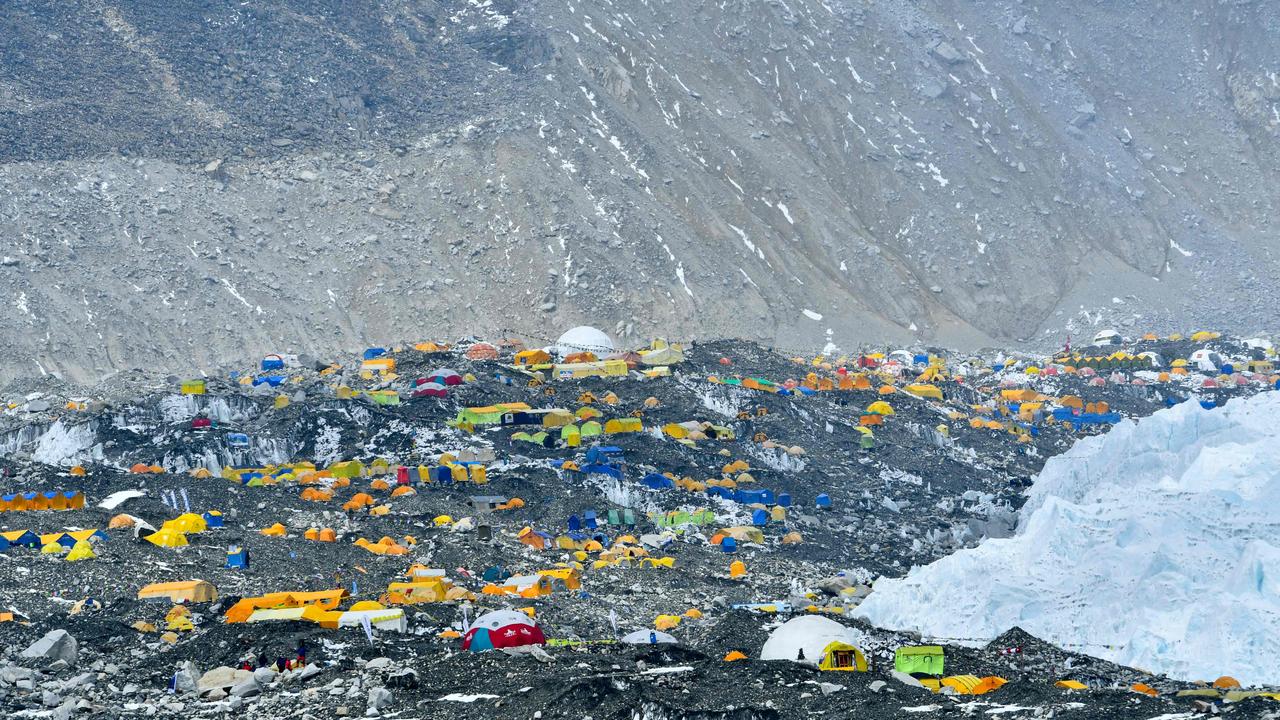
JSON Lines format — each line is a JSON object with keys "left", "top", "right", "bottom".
{"left": 146, "top": 529, "right": 189, "bottom": 548}
{"left": 66, "top": 540, "right": 96, "bottom": 561}
{"left": 867, "top": 401, "right": 894, "bottom": 415}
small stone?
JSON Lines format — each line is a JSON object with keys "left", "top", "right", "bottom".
{"left": 368, "top": 687, "right": 393, "bottom": 712}
{"left": 364, "top": 658, "right": 392, "bottom": 671}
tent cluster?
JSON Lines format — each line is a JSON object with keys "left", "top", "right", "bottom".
{"left": 0, "top": 490, "right": 86, "bottom": 513}
{"left": 21, "top": 529, "right": 106, "bottom": 560}
{"left": 226, "top": 589, "right": 407, "bottom": 632}
{"left": 382, "top": 567, "right": 473, "bottom": 605}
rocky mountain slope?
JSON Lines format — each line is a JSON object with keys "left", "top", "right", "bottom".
{"left": 1, "top": 0, "right": 1278, "bottom": 382}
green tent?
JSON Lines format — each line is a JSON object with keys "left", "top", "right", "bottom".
{"left": 894, "top": 646, "right": 944, "bottom": 676}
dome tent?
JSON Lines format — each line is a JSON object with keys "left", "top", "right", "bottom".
{"left": 462, "top": 609, "right": 546, "bottom": 652}
{"left": 761, "top": 615, "right": 867, "bottom": 671}
{"left": 621, "top": 629, "right": 678, "bottom": 645}
{"left": 555, "top": 326, "right": 616, "bottom": 359}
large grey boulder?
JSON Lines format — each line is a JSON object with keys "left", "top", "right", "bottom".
{"left": 197, "top": 666, "right": 251, "bottom": 696}
{"left": 21, "top": 630, "right": 78, "bottom": 666}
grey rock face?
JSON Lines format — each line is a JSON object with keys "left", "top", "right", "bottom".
{"left": 1, "top": 1, "right": 1278, "bottom": 381}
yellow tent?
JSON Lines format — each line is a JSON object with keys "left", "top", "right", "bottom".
{"left": 1055, "top": 680, "right": 1087, "bottom": 691}
{"left": 145, "top": 529, "right": 189, "bottom": 548}
{"left": 138, "top": 580, "right": 219, "bottom": 603}
{"left": 164, "top": 513, "right": 208, "bottom": 534}
{"left": 903, "top": 384, "right": 943, "bottom": 400}
{"left": 931, "top": 675, "right": 1007, "bottom": 695}
{"left": 259, "top": 523, "right": 287, "bottom": 537}
{"left": 867, "top": 401, "right": 894, "bottom": 415}
{"left": 66, "top": 540, "right": 96, "bottom": 561}
{"left": 604, "top": 418, "right": 643, "bottom": 434}
{"left": 818, "top": 641, "right": 868, "bottom": 672}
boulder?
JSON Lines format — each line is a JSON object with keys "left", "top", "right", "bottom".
{"left": 21, "top": 630, "right": 78, "bottom": 666}
{"left": 197, "top": 666, "right": 251, "bottom": 696}
{"left": 367, "top": 687, "right": 393, "bottom": 712}
{"left": 230, "top": 676, "right": 262, "bottom": 698}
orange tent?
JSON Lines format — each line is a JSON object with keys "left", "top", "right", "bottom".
{"left": 1131, "top": 683, "right": 1159, "bottom": 697}
{"left": 301, "top": 488, "right": 332, "bottom": 502}
{"left": 260, "top": 523, "right": 287, "bottom": 537}
{"left": 130, "top": 463, "right": 151, "bottom": 473}
{"left": 370, "top": 478, "right": 391, "bottom": 491}
{"left": 390, "top": 486, "right": 416, "bottom": 498}
{"left": 972, "top": 677, "right": 1008, "bottom": 694}
{"left": 69, "top": 465, "right": 87, "bottom": 477}
{"left": 108, "top": 514, "right": 135, "bottom": 529}
{"left": 343, "top": 493, "right": 375, "bottom": 511}
{"left": 465, "top": 343, "right": 499, "bottom": 360}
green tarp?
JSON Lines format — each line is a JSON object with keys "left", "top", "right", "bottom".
{"left": 895, "top": 646, "right": 944, "bottom": 676}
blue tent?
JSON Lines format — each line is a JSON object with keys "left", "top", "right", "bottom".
{"left": 430, "top": 466, "right": 454, "bottom": 483}
{"left": 482, "top": 566, "right": 512, "bottom": 583}
{"left": 202, "top": 511, "right": 224, "bottom": 528}
{"left": 641, "top": 473, "right": 674, "bottom": 490}
{"left": 751, "top": 509, "right": 769, "bottom": 526}
{"left": 253, "top": 376, "right": 285, "bottom": 387}
{"left": 567, "top": 514, "right": 582, "bottom": 532}
{"left": 796, "top": 386, "right": 817, "bottom": 396}
{"left": 261, "top": 356, "right": 285, "bottom": 371}
{"left": 776, "top": 492, "right": 792, "bottom": 508}
{"left": 735, "top": 489, "right": 775, "bottom": 505}
{"left": 913, "top": 354, "right": 929, "bottom": 365}
{"left": 720, "top": 537, "right": 738, "bottom": 553}
{"left": 363, "top": 347, "right": 387, "bottom": 360}
{"left": 585, "top": 446, "right": 625, "bottom": 464}
{"left": 4, "top": 530, "right": 39, "bottom": 548}
{"left": 225, "top": 546, "right": 248, "bottom": 569}
{"left": 816, "top": 493, "right": 832, "bottom": 509}
{"left": 0, "top": 535, "right": 9, "bottom": 552}
{"left": 227, "top": 433, "right": 250, "bottom": 448}
{"left": 582, "top": 464, "right": 622, "bottom": 480}
{"left": 706, "top": 486, "right": 733, "bottom": 499}
{"left": 583, "top": 510, "right": 598, "bottom": 529}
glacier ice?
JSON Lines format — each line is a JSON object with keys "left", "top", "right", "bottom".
{"left": 856, "top": 392, "right": 1280, "bottom": 685}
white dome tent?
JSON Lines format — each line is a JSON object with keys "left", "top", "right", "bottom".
{"left": 621, "top": 629, "right": 678, "bottom": 645}
{"left": 555, "top": 326, "right": 616, "bottom": 359}
{"left": 760, "top": 615, "right": 868, "bottom": 671}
